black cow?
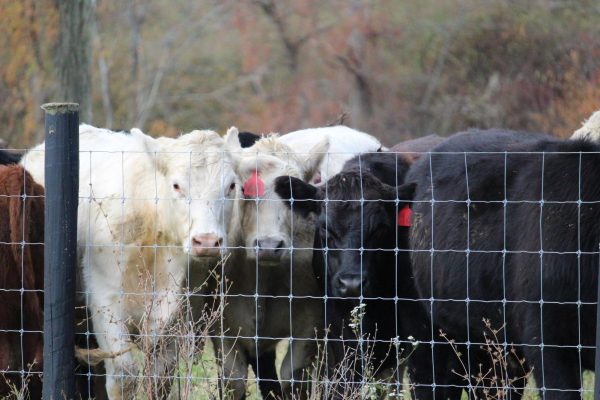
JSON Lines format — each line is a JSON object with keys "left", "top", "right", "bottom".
{"left": 403, "top": 129, "right": 599, "bottom": 399}
{"left": 274, "top": 138, "right": 459, "bottom": 399}
{"left": 238, "top": 131, "right": 261, "bottom": 148}
{"left": 0, "top": 149, "right": 22, "bottom": 165}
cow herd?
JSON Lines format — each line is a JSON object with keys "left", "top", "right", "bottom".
{"left": 1, "top": 116, "right": 599, "bottom": 399}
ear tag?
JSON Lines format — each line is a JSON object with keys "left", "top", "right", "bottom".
{"left": 243, "top": 170, "right": 265, "bottom": 198}
{"left": 397, "top": 205, "right": 412, "bottom": 227}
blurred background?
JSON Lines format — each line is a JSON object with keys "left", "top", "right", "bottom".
{"left": 2, "top": 0, "right": 600, "bottom": 147}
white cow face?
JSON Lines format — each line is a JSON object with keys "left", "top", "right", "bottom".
{"left": 135, "top": 129, "right": 238, "bottom": 258}
{"left": 225, "top": 127, "right": 327, "bottom": 264}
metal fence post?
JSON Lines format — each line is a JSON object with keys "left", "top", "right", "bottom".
{"left": 42, "top": 103, "right": 79, "bottom": 400}
{"left": 596, "top": 243, "right": 600, "bottom": 400}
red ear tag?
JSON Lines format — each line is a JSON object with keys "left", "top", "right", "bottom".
{"left": 397, "top": 205, "right": 412, "bottom": 227}
{"left": 243, "top": 170, "right": 265, "bottom": 198}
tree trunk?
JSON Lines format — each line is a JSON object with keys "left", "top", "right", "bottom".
{"left": 55, "top": 0, "right": 95, "bottom": 123}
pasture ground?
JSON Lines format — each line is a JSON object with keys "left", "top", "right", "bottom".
{"left": 170, "top": 340, "right": 594, "bottom": 399}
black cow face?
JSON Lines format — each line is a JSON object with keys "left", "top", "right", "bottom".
{"left": 274, "top": 172, "right": 415, "bottom": 298}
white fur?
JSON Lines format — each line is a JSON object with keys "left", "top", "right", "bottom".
{"left": 224, "top": 125, "right": 382, "bottom": 259}
{"left": 21, "top": 124, "right": 238, "bottom": 399}
{"left": 218, "top": 128, "right": 326, "bottom": 397}
{"left": 279, "top": 125, "right": 383, "bottom": 184}
{"left": 571, "top": 110, "right": 600, "bottom": 142}
{"left": 225, "top": 127, "right": 327, "bottom": 259}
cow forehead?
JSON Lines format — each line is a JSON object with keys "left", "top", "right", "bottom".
{"left": 320, "top": 201, "right": 391, "bottom": 231}
{"left": 159, "top": 152, "right": 237, "bottom": 198}
{"left": 166, "top": 148, "right": 235, "bottom": 174}
{"left": 238, "top": 153, "right": 302, "bottom": 180}
{"left": 165, "top": 130, "right": 230, "bottom": 166}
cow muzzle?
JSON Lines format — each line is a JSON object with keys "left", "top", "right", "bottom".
{"left": 248, "top": 236, "right": 287, "bottom": 263}
{"left": 334, "top": 273, "right": 369, "bottom": 297}
{"left": 190, "top": 233, "right": 223, "bottom": 257}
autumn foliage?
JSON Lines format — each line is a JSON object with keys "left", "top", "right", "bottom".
{"left": 1, "top": 0, "right": 600, "bottom": 148}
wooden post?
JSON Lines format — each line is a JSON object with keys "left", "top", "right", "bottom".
{"left": 42, "top": 102, "right": 79, "bottom": 400}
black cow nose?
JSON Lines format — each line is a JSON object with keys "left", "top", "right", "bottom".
{"left": 336, "top": 274, "right": 368, "bottom": 297}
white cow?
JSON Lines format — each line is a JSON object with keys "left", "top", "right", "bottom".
{"left": 571, "top": 109, "right": 600, "bottom": 141}
{"left": 209, "top": 126, "right": 381, "bottom": 398}
{"left": 206, "top": 128, "right": 327, "bottom": 399}
{"left": 21, "top": 124, "right": 238, "bottom": 399}
{"left": 279, "top": 125, "right": 384, "bottom": 184}
{"left": 227, "top": 125, "right": 382, "bottom": 261}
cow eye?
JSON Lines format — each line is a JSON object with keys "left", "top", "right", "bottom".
{"left": 173, "top": 183, "right": 181, "bottom": 191}
{"left": 228, "top": 182, "right": 236, "bottom": 193}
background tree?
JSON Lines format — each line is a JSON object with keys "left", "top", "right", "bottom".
{"left": 1, "top": 0, "right": 600, "bottom": 148}
{"left": 54, "top": 0, "right": 95, "bottom": 123}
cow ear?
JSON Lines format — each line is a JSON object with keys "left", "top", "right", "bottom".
{"left": 224, "top": 126, "right": 242, "bottom": 152}
{"left": 298, "top": 137, "right": 329, "bottom": 182}
{"left": 131, "top": 128, "right": 170, "bottom": 175}
{"left": 274, "top": 175, "right": 323, "bottom": 218}
{"left": 395, "top": 182, "right": 417, "bottom": 206}
{"left": 377, "top": 180, "right": 417, "bottom": 202}
{"left": 236, "top": 154, "right": 279, "bottom": 180}
{"left": 224, "top": 126, "right": 244, "bottom": 173}
{"left": 378, "top": 180, "right": 416, "bottom": 216}
{"left": 131, "top": 127, "right": 155, "bottom": 151}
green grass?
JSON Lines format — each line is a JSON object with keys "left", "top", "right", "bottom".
{"left": 141, "top": 340, "right": 596, "bottom": 399}
{"left": 171, "top": 340, "right": 260, "bottom": 399}
{"left": 452, "top": 372, "right": 595, "bottom": 400}
{"left": 520, "top": 372, "right": 594, "bottom": 400}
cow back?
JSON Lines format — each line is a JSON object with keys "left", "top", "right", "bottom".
{"left": 408, "top": 129, "right": 600, "bottom": 376}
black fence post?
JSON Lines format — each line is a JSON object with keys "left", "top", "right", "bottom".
{"left": 42, "top": 103, "right": 79, "bottom": 400}
{"left": 596, "top": 243, "right": 600, "bottom": 399}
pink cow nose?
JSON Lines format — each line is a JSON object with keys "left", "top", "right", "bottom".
{"left": 191, "top": 234, "right": 223, "bottom": 257}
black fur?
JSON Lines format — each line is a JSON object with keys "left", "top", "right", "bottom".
{"left": 275, "top": 151, "right": 460, "bottom": 400}
{"left": 238, "top": 131, "right": 261, "bottom": 148}
{"left": 0, "top": 149, "right": 22, "bottom": 165}
{"left": 405, "top": 129, "right": 599, "bottom": 399}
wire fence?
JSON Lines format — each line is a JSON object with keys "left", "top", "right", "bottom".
{"left": 1, "top": 125, "right": 599, "bottom": 400}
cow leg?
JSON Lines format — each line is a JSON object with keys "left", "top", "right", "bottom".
{"left": 406, "top": 343, "right": 437, "bottom": 400}
{"left": 278, "top": 296, "right": 323, "bottom": 400}
{"left": 280, "top": 337, "right": 318, "bottom": 400}
{"left": 523, "top": 345, "right": 580, "bottom": 400}
{"left": 212, "top": 337, "right": 249, "bottom": 400}
{"left": 406, "top": 341, "right": 464, "bottom": 400}
{"left": 21, "top": 329, "right": 43, "bottom": 398}
{"left": 249, "top": 350, "right": 282, "bottom": 399}
{"left": 88, "top": 296, "right": 138, "bottom": 400}
{"left": 435, "top": 343, "right": 465, "bottom": 400}
{"left": 146, "top": 335, "right": 178, "bottom": 399}
{"left": 143, "top": 291, "right": 180, "bottom": 399}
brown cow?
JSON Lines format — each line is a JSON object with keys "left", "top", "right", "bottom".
{"left": 389, "top": 134, "right": 445, "bottom": 163}
{"left": 0, "top": 164, "right": 44, "bottom": 398}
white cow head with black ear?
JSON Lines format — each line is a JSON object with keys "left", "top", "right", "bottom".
{"left": 225, "top": 127, "right": 328, "bottom": 264}
{"left": 132, "top": 128, "right": 239, "bottom": 258}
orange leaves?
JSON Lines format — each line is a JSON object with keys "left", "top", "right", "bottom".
{"left": 0, "top": 0, "right": 56, "bottom": 147}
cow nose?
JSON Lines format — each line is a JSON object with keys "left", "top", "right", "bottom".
{"left": 336, "top": 274, "right": 368, "bottom": 297}
{"left": 191, "top": 233, "right": 223, "bottom": 257}
{"left": 253, "top": 237, "right": 286, "bottom": 262}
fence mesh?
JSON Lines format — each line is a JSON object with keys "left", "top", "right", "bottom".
{"left": 2, "top": 146, "right": 597, "bottom": 399}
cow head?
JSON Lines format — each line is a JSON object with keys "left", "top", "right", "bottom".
{"left": 274, "top": 171, "right": 415, "bottom": 297}
{"left": 225, "top": 127, "right": 328, "bottom": 264}
{"left": 132, "top": 128, "right": 239, "bottom": 258}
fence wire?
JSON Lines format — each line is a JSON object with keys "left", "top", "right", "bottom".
{"left": 2, "top": 147, "right": 598, "bottom": 399}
